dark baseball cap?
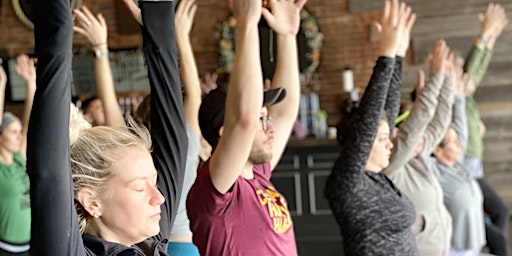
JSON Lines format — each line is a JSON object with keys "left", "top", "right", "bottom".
{"left": 199, "top": 85, "right": 286, "bottom": 149}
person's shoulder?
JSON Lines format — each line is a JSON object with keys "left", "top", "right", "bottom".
{"left": 13, "top": 152, "right": 26, "bottom": 167}
{"left": 189, "top": 159, "right": 220, "bottom": 195}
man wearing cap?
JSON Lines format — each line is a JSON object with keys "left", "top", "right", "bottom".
{"left": 186, "top": 0, "right": 306, "bottom": 255}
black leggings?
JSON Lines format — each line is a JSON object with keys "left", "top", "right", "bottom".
{"left": 478, "top": 178, "right": 510, "bottom": 256}
{"left": 0, "top": 248, "right": 29, "bottom": 256}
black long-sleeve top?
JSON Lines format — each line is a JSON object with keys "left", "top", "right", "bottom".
{"left": 26, "top": 0, "right": 186, "bottom": 255}
{"left": 325, "top": 57, "right": 419, "bottom": 255}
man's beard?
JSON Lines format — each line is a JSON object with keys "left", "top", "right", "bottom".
{"left": 249, "top": 148, "right": 272, "bottom": 165}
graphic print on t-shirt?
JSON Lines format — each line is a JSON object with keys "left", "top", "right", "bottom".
{"left": 256, "top": 187, "right": 292, "bottom": 233}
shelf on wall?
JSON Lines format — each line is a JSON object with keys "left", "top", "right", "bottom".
{"left": 6, "top": 49, "right": 150, "bottom": 101}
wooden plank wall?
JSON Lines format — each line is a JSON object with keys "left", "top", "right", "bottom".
{"left": 352, "top": 0, "right": 512, "bottom": 209}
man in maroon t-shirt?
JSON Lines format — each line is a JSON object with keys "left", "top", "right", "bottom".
{"left": 186, "top": 0, "right": 306, "bottom": 255}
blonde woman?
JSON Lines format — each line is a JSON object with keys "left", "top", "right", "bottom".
{"left": 27, "top": 0, "right": 187, "bottom": 255}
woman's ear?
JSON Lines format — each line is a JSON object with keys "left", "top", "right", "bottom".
{"left": 83, "top": 113, "right": 94, "bottom": 125}
{"left": 76, "top": 187, "right": 103, "bottom": 218}
{"left": 392, "top": 127, "right": 398, "bottom": 139}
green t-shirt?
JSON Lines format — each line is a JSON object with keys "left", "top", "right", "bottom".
{"left": 0, "top": 152, "right": 30, "bottom": 244}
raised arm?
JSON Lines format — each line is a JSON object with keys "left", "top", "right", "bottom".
{"left": 453, "top": 95, "right": 467, "bottom": 162}
{"left": 208, "top": 0, "right": 264, "bottom": 194}
{"left": 15, "top": 55, "right": 36, "bottom": 159}
{"left": 74, "top": 6, "right": 125, "bottom": 128}
{"left": 385, "top": 57, "right": 402, "bottom": 126}
{"left": 262, "top": 0, "right": 306, "bottom": 170}
{"left": 27, "top": 0, "right": 84, "bottom": 254}
{"left": 451, "top": 64, "right": 470, "bottom": 160}
{"left": 136, "top": 0, "right": 188, "bottom": 237}
{"left": 386, "top": 41, "right": 448, "bottom": 174}
{"left": 175, "top": 0, "right": 202, "bottom": 135}
{"left": 464, "top": 3, "right": 508, "bottom": 92}
{"left": 385, "top": 3, "right": 415, "bottom": 125}
{"left": 329, "top": 0, "right": 403, "bottom": 188}
{"left": 422, "top": 77, "right": 454, "bottom": 156}
{"left": 421, "top": 51, "right": 456, "bottom": 155}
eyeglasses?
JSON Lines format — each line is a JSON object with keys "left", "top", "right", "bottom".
{"left": 259, "top": 115, "right": 273, "bottom": 131}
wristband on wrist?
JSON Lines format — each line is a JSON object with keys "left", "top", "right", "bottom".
{"left": 476, "top": 34, "right": 487, "bottom": 47}
{"left": 94, "top": 50, "right": 109, "bottom": 58}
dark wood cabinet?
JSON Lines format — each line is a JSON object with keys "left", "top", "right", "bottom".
{"left": 271, "top": 139, "right": 344, "bottom": 256}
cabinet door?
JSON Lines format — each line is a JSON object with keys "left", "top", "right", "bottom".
{"left": 272, "top": 143, "right": 344, "bottom": 256}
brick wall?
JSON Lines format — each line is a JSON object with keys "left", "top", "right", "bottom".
{"left": 0, "top": 0, "right": 387, "bottom": 126}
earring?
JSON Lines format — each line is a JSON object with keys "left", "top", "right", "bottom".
{"left": 93, "top": 212, "right": 100, "bottom": 218}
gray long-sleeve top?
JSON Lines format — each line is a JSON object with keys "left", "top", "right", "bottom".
{"left": 325, "top": 57, "right": 418, "bottom": 255}
{"left": 384, "top": 74, "right": 454, "bottom": 255}
{"left": 424, "top": 95, "right": 485, "bottom": 250}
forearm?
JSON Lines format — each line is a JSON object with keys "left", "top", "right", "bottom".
{"left": 463, "top": 46, "right": 485, "bottom": 76}
{"left": 176, "top": 36, "right": 201, "bottom": 132}
{"left": 463, "top": 46, "right": 492, "bottom": 88}
{"left": 387, "top": 73, "right": 443, "bottom": 173}
{"left": 20, "top": 81, "right": 35, "bottom": 157}
{"left": 384, "top": 56, "right": 403, "bottom": 128}
{"left": 472, "top": 49, "right": 493, "bottom": 86}
{"left": 453, "top": 95, "right": 468, "bottom": 158}
{"left": 141, "top": 0, "right": 187, "bottom": 237}
{"left": 93, "top": 51, "right": 125, "bottom": 128}
{"left": 268, "top": 34, "right": 300, "bottom": 168}
{"left": 270, "top": 34, "right": 300, "bottom": 120}
{"left": 422, "top": 75, "right": 454, "bottom": 155}
{"left": 224, "top": 23, "right": 262, "bottom": 127}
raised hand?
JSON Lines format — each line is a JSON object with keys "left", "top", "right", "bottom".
{"left": 200, "top": 72, "right": 218, "bottom": 95}
{"left": 481, "top": 3, "right": 509, "bottom": 49}
{"left": 444, "top": 52, "right": 455, "bottom": 78}
{"left": 175, "top": 0, "right": 198, "bottom": 41}
{"left": 261, "top": 0, "right": 307, "bottom": 36}
{"left": 428, "top": 40, "right": 450, "bottom": 76}
{"left": 199, "top": 136, "right": 212, "bottom": 161}
{"left": 479, "top": 3, "right": 508, "bottom": 40}
{"left": 73, "top": 6, "right": 108, "bottom": 51}
{"left": 395, "top": 3, "right": 416, "bottom": 57}
{"left": 15, "top": 54, "right": 36, "bottom": 84}
{"left": 373, "top": 0, "right": 401, "bottom": 57}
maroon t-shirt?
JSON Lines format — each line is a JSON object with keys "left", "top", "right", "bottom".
{"left": 187, "top": 160, "right": 297, "bottom": 256}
